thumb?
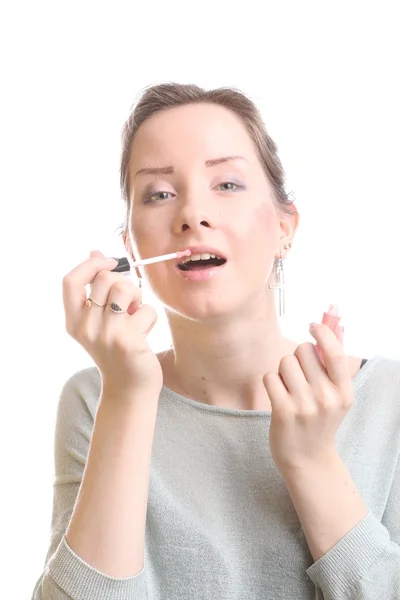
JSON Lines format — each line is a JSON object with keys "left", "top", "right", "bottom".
{"left": 336, "top": 325, "right": 344, "bottom": 345}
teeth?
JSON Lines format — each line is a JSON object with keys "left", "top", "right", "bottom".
{"left": 180, "top": 252, "right": 220, "bottom": 264}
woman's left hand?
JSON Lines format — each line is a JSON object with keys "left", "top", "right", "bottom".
{"left": 263, "top": 323, "right": 354, "bottom": 474}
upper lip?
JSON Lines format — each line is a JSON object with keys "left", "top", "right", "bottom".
{"left": 177, "top": 246, "right": 227, "bottom": 263}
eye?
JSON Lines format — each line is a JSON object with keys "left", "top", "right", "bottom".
{"left": 216, "top": 181, "right": 243, "bottom": 192}
{"left": 144, "top": 190, "right": 175, "bottom": 203}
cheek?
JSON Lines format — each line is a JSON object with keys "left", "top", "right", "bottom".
{"left": 130, "top": 209, "right": 165, "bottom": 255}
{"left": 230, "top": 203, "right": 278, "bottom": 279}
{"left": 239, "top": 204, "right": 278, "bottom": 280}
{"left": 230, "top": 201, "right": 277, "bottom": 242}
{"left": 253, "top": 201, "right": 275, "bottom": 228}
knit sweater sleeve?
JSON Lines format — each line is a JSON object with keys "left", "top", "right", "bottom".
{"left": 31, "top": 369, "right": 147, "bottom": 600}
{"left": 306, "top": 430, "right": 400, "bottom": 598}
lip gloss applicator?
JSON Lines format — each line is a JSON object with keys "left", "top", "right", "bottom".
{"left": 110, "top": 249, "right": 191, "bottom": 274}
{"left": 316, "top": 304, "right": 345, "bottom": 366}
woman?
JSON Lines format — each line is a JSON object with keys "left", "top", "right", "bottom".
{"left": 32, "top": 83, "right": 400, "bottom": 600}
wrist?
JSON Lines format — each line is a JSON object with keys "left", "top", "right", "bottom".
{"left": 280, "top": 450, "right": 340, "bottom": 480}
{"left": 100, "top": 383, "right": 161, "bottom": 408}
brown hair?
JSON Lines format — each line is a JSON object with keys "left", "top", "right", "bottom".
{"left": 119, "top": 82, "right": 297, "bottom": 236}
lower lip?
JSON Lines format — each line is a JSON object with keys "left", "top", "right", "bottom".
{"left": 175, "top": 263, "right": 227, "bottom": 281}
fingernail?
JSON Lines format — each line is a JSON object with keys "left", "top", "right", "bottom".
{"left": 309, "top": 322, "right": 317, "bottom": 331}
{"left": 107, "top": 257, "right": 118, "bottom": 262}
{"left": 110, "top": 257, "right": 130, "bottom": 273}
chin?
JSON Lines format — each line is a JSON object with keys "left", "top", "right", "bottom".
{"left": 150, "top": 271, "right": 266, "bottom": 322}
{"left": 162, "top": 292, "right": 245, "bottom": 324}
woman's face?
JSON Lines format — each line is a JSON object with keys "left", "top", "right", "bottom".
{"left": 127, "top": 102, "right": 296, "bottom": 321}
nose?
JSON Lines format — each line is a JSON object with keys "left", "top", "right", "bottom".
{"left": 181, "top": 219, "right": 211, "bottom": 233}
{"left": 172, "top": 193, "right": 216, "bottom": 234}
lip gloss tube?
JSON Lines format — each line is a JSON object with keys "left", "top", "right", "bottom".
{"left": 110, "top": 250, "right": 191, "bottom": 273}
{"left": 316, "top": 304, "right": 344, "bottom": 366}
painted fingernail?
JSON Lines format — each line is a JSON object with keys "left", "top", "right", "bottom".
{"left": 110, "top": 257, "right": 130, "bottom": 272}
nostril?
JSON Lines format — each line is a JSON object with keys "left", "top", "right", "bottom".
{"left": 181, "top": 221, "right": 211, "bottom": 231}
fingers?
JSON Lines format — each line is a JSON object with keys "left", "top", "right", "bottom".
{"left": 62, "top": 254, "right": 119, "bottom": 315}
{"left": 78, "top": 272, "right": 140, "bottom": 338}
{"left": 89, "top": 250, "right": 106, "bottom": 259}
{"left": 335, "top": 325, "right": 344, "bottom": 345}
{"left": 277, "top": 354, "right": 310, "bottom": 395}
{"left": 102, "top": 280, "right": 157, "bottom": 335}
{"left": 310, "top": 324, "right": 350, "bottom": 390}
{"left": 132, "top": 304, "right": 158, "bottom": 336}
{"left": 63, "top": 251, "right": 154, "bottom": 348}
{"left": 89, "top": 270, "right": 141, "bottom": 313}
{"left": 293, "top": 342, "right": 328, "bottom": 387}
{"left": 62, "top": 251, "right": 160, "bottom": 394}
{"left": 103, "top": 277, "right": 142, "bottom": 321}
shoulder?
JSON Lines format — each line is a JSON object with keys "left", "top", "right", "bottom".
{"left": 347, "top": 354, "right": 400, "bottom": 381}
{"left": 351, "top": 354, "right": 400, "bottom": 425}
{"left": 58, "top": 365, "right": 102, "bottom": 422}
{"left": 351, "top": 353, "right": 400, "bottom": 379}
{"left": 347, "top": 355, "right": 364, "bottom": 379}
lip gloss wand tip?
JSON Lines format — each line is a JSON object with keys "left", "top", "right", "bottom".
{"left": 177, "top": 249, "right": 191, "bottom": 258}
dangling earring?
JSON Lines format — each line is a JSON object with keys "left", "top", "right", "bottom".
{"left": 134, "top": 266, "right": 143, "bottom": 289}
{"left": 268, "top": 243, "right": 292, "bottom": 317}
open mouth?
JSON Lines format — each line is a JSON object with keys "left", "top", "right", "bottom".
{"left": 178, "top": 252, "right": 227, "bottom": 271}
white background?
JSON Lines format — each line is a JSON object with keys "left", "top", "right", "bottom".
{"left": 1, "top": 1, "right": 399, "bottom": 598}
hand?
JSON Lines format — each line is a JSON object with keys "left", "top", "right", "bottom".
{"left": 62, "top": 250, "right": 163, "bottom": 397}
{"left": 263, "top": 323, "right": 353, "bottom": 474}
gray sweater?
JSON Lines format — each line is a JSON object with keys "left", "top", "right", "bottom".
{"left": 32, "top": 354, "right": 400, "bottom": 600}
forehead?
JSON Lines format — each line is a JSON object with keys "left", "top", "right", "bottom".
{"left": 129, "top": 102, "right": 258, "bottom": 168}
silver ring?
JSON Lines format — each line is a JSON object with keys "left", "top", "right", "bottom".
{"left": 109, "top": 302, "right": 127, "bottom": 314}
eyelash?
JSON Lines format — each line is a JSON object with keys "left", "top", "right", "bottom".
{"left": 144, "top": 181, "right": 243, "bottom": 203}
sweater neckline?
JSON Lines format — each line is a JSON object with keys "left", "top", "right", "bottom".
{"left": 161, "top": 355, "right": 382, "bottom": 418}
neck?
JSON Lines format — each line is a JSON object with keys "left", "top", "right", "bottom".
{"left": 162, "top": 291, "right": 299, "bottom": 411}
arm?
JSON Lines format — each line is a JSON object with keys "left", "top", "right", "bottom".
{"left": 283, "top": 452, "right": 369, "bottom": 563}
{"left": 66, "top": 390, "right": 158, "bottom": 577}
{"left": 282, "top": 452, "right": 400, "bottom": 598}
{"left": 31, "top": 370, "right": 158, "bottom": 600}
{"left": 65, "top": 387, "right": 158, "bottom": 577}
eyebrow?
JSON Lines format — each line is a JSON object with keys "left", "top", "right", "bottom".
{"left": 134, "top": 156, "right": 248, "bottom": 180}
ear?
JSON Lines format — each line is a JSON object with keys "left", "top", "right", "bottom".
{"left": 122, "top": 231, "right": 142, "bottom": 283}
{"left": 279, "top": 203, "right": 300, "bottom": 248}
{"left": 122, "top": 231, "right": 133, "bottom": 256}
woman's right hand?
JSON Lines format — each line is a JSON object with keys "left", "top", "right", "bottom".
{"left": 62, "top": 250, "right": 163, "bottom": 396}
